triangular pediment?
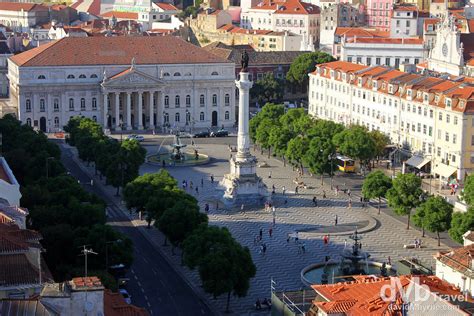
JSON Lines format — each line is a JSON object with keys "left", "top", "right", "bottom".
{"left": 102, "top": 68, "right": 165, "bottom": 88}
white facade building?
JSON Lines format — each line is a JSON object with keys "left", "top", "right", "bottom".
{"left": 0, "top": 2, "right": 49, "bottom": 33}
{"left": 240, "top": 0, "right": 321, "bottom": 48}
{"left": 8, "top": 36, "right": 236, "bottom": 133}
{"left": 308, "top": 61, "right": 474, "bottom": 183}
{"left": 390, "top": 4, "right": 426, "bottom": 37}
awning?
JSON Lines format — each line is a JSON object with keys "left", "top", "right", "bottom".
{"left": 433, "top": 164, "right": 458, "bottom": 179}
{"left": 405, "top": 155, "right": 431, "bottom": 169}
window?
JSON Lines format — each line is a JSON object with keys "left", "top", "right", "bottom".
{"left": 54, "top": 116, "right": 59, "bottom": 127}
{"left": 439, "top": 113, "right": 443, "bottom": 121}
{"left": 80, "top": 98, "right": 86, "bottom": 111}
{"left": 92, "top": 98, "right": 97, "bottom": 110}
{"left": 25, "top": 99, "right": 31, "bottom": 112}
{"left": 175, "top": 112, "right": 180, "bottom": 122}
{"left": 423, "top": 124, "right": 427, "bottom": 134}
{"left": 212, "top": 94, "right": 217, "bottom": 106}
{"left": 385, "top": 57, "right": 390, "bottom": 65}
{"left": 453, "top": 134, "right": 457, "bottom": 144}
{"left": 37, "top": 75, "right": 45, "bottom": 79}
{"left": 445, "top": 132, "right": 449, "bottom": 142}
{"left": 175, "top": 95, "right": 180, "bottom": 107}
{"left": 163, "top": 72, "right": 170, "bottom": 77}
{"left": 53, "top": 99, "right": 59, "bottom": 112}
{"left": 438, "top": 130, "right": 441, "bottom": 139}
{"left": 26, "top": 118, "right": 31, "bottom": 126}
{"left": 186, "top": 95, "right": 191, "bottom": 107}
{"left": 173, "top": 72, "right": 181, "bottom": 77}
{"left": 376, "top": 57, "right": 381, "bottom": 65}
{"left": 164, "top": 95, "right": 169, "bottom": 107}
{"left": 471, "top": 135, "right": 474, "bottom": 146}
{"left": 429, "top": 126, "right": 432, "bottom": 136}
{"left": 164, "top": 112, "right": 169, "bottom": 123}
{"left": 437, "top": 147, "right": 441, "bottom": 157}
{"left": 417, "top": 123, "right": 421, "bottom": 132}
{"left": 69, "top": 98, "right": 74, "bottom": 111}
{"left": 418, "top": 107, "right": 421, "bottom": 115}
{"left": 367, "top": 57, "right": 372, "bottom": 65}
{"left": 79, "top": 74, "right": 86, "bottom": 78}
{"left": 200, "top": 112, "right": 204, "bottom": 121}
{"left": 200, "top": 94, "right": 205, "bottom": 106}
{"left": 90, "top": 74, "right": 98, "bottom": 78}
{"left": 430, "top": 110, "right": 433, "bottom": 118}
{"left": 67, "top": 74, "right": 75, "bottom": 79}
{"left": 454, "top": 116, "right": 458, "bottom": 125}
{"left": 225, "top": 111, "right": 230, "bottom": 120}
{"left": 225, "top": 94, "right": 230, "bottom": 106}
{"left": 40, "top": 99, "right": 45, "bottom": 112}
{"left": 211, "top": 71, "right": 218, "bottom": 76}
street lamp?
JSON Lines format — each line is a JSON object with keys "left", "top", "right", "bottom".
{"left": 46, "top": 157, "right": 54, "bottom": 179}
{"left": 105, "top": 239, "right": 123, "bottom": 270}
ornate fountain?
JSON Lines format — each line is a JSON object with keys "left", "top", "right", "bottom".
{"left": 170, "top": 133, "right": 187, "bottom": 162}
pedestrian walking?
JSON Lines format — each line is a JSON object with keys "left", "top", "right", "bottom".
{"left": 201, "top": 178, "right": 204, "bottom": 187}
{"left": 295, "top": 231, "right": 299, "bottom": 243}
{"left": 312, "top": 196, "right": 317, "bottom": 206}
{"left": 216, "top": 201, "right": 219, "bottom": 210}
{"left": 344, "top": 239, "right": 347, "bottom": 249}
{"left": 259, "top": 244, "right": 263, "bottom": 254}
{"left": 190, "top": 181, "right": 193, "bottom": 189}
{"left": 284, "top": 199, "right": 288, "bottom": 205}
{"left": 162, "top": 160, "right": 166, "bottom": 168}
{"left": 269, "top": 227, "right": 273, "bottom": 237}
{"left": 323, "top": 191, "right": 327, "bottom": 199}
{"left": 259, "top": 228, "right": 263, "bottom": 239}
{"left": 282, "top": 186, "right": 286, "bottom": 195}
{"left": 90, "top": 179, "right": 94, "bottom": 186}
{"left": 204, "top": 203, "right": 209, "bottom": 213}
{"left": 301, "top": 242, "right": 306, "bottom": 253}
{"left": 262, "top": 243, "right": 267, "bottom": 254}
{"left": 241, "top": 203, "right": 245, "bottom": 213}
{"left": 335, "top": 215, "right": 338, "bottom": 226}
{"left": 347, "top": 189, "right": 351, "bottom": 197}
{"left": 323, "top": 235, "right": 328, "bottom": 245}
{"left": 348, "top": 199, "right": 352, "bottom": 208}
{"left": 388, "top": 256, "right": 392, "bottom": 265}
{"left": 295, "top": 186, "right": 299, "bottom": 195}
{"left": 195, "top": 186, "right": 199, "bottom": 195}
{"left": 210, "top": 175, "right": 214, "bottom": 183}
{"left": 268, "top": 171, "right": 272, "bottom": 178}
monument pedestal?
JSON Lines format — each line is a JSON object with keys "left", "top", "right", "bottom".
{"left": 220, "top": 70, "right": 268, "bottom": 206}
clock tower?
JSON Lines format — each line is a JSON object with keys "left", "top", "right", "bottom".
{"left": 427, "top": 14, "right": 464, "bottom": 76}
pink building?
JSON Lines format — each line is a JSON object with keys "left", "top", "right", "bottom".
{"left": 365, "top": 0, "right": 394, "bottom": 31}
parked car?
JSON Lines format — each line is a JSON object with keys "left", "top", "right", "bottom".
{"left": 119, "top": 289, "right": 132, "bottom": 304}
{"left": 126, "top": 134, "right": 145, "bottom": 142}
{"left": 178, "top": 132, "right": 192, "bottom": 138}
{"left": 210, "top": 129, "right": 229, "bottom": 137}
{"left": 192, "top": 131, "right": 210, "bottom": 138}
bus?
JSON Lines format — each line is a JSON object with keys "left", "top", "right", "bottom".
{"left": 335, "top": 155, "right": 355, "bottom": 173}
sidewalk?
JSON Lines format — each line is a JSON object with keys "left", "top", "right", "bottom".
{"left": 60, "top": 143, "right": 226, "bottom": 316}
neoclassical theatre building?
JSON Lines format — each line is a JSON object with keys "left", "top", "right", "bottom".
{"left": 8, "top": 36, "right": 236, "bottom": 132}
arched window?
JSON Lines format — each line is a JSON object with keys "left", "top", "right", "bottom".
{"left": 184, "top": 72, "right": 192, "bottom": 76}
{"left": 25, "top": 99, "right": 31, "bottom": 112}
{"left": 79, "top": 74, "right": 86, "bottom": 78}
{"left": 164, "top": 112, "right": 169, "bottom": 123}
{"left": 92, "top": 97, "right": 97, "bottom": 110}
{"left": 53, "top": 99, "right": 59, "bottom": 112}
{"left": 211, "top": 71, "right": 218, "bottom": 76}
{"left": 175, "top": 112, "right": 180, "bottom": 122}
{"left": 200, "top": 112, "right": 204, "bottom": 121}
{"left": 92, "top": 115, "right": 97, "bottom": 122}
{"left": 39, "top": 99, "right": 45, "bottom": 112}
{"left": 90, "top": 74, "right": 98, "bottom": 78}
{"left": 186, "top": 111, "right": 191, "bottom": 123}
{"left": 225, "top": 111, "right": 230, "bottom": 120}
{"left": 26, "top": 118, "right": 32, "bottom": 126}
{"left": 200, "top": 94, "right": 205, "bottom": 106}
{"left": 175, "top": 95, "right": 180, "bottom": 106}
{"left": 225, "top": 93, "right": 230, "bottom": 106}
{"left": 67, "top": 74, "right": 75, "bottom": 79}
{"left": 212, "top": 94, "right": 217, "bottom": 106}
{"left": 164, "top": 95, "right": 169, "bottom": 107}
{"left": 80, "top": 98, "right": 86, "bottom": 111}
{"left": 186, "top": 95, "right": 191, "bottom": 106}
{"left": 163, "top": 72, "right": 170, "bottom": 77}
{"left": 37, "top": 75, "right": 46, "bottom": 79}
{"left": 173, "top": 72, "right": 181, "bottom": 77}
{"left": 54, "top": 116, "right": 59, "bottom": 127}
{"left": 69, "top": 98, "right": 74, "bottom": 111}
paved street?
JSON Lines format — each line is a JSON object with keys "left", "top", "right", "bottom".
{"left": 57, "top": 140, "right": 214, "bottom": 316}
{"left": 58, "top": 134, "right": 459, "bottom": 315}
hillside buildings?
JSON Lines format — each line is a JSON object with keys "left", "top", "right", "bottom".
{"left": 8, "top": 36, "right": 236, "bottom": 133}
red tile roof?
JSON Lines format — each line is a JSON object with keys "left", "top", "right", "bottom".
{"left": 335, "top": 27, "right": 389, "bottom": 38}
{"left": 0, "top": 223, "right": 41, "bottom": 254}
{"left": 104, "top": 289, "right": 149, "bottom": 316}
{"left": 71, "top": 276, "right": 103, "bottom": 289}
{"left": 155, "top": 2, "right": 179, "bottom": 10}
{"left": 9, "top": 36, "right": 231, "bottom": 67}
{"left": 0, "top": 2, "right": 47, "bottom": 12}
{"left": 251, "top": 0, "right": 320, "bottom": 15}
{"left": 0, "top": 254, "right": 47, "bottom": 286}
{"left": 101, "top": 11, "right": 139, "bottom": 20}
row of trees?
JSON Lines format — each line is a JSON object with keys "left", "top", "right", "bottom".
{"left": 362, "top": 171, "right": 464, "bottom": 246}
{"left": 123, "top": 171, "right": 256, "bottom": 312}
{"left": 0, "top": 115, "right": 133, "bottom": 287}
{"left": 64, "top": 117, "right": 146, "bottom": 195}
{"left": 250, "top": 104, "right": 389, "bottom": 181}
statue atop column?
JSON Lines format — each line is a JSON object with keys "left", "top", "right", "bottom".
{"left": 241, "top": 51, "right": 249, "bottom": 72}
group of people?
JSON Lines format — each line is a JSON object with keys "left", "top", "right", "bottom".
{"left": 181, "top": 179, "right": 200, "bottom": 195}
{"left": 255, "top": 228, "right": 271, "bottom": 255}
{"left": 414, "top": 239, "right": 423, "bottom": 249}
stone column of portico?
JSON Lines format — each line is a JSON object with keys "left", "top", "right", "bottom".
{"left": 149, "top": 91, "right": 155, "bottom": 130}
{"left": 103, "top": 92, "right": 108, "bottom": 129}
{"left": 138, "top": 91, "right": 143, "bottom": 130}
{"left": 126, "top": 92, "right": 132, "bottom": 130}
{"left": 114, "top": 92, "right": 120, "bottom": 130}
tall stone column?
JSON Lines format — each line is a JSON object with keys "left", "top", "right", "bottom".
{"left": 103, "top": 92, "right": 108, "bottom": 129}
{"left": 126, "top": 92, "right": 132, "bottom": 130}
{"left": 114, "top": 92, "right": 120, "bottom": 130}
{"left": 138, "top": 91, "right": 143, "bottom": 130}
{"left": 235, "top": 73, "right": 252, "bottom": 159}
{"left": 149, "top": 91, "right": 155, "bottom": 130}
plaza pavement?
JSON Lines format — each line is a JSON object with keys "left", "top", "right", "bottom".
{"left": 67, "top": 137, "right": 457, "bottom": 316}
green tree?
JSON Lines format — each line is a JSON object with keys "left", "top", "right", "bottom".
{"left": 250, "top": 72, "right": 284, "bottom": 104}
{"left": 461, "top": 174, "right": 474, "bottom": 207}
{"left": 255, "top": 118, "right": 277, "bottom": 156}
{"left": 249, "top": 103, "right": 285, "bottom": 142}
{"left": 362, "top": 171, "right": 392, "bottom": 214}
{"left": 413, "top": 204, "right": 428, "bottom": 237}
{"left": 369, "top": 130, "right": 390, "bottom": 162}
{"left": 417, "top": 196, "right": 453, "bottom": 246}
{"left": 449, "top": 210, "right": 474, "bottom": 243}
{"left": 268, "top": 126, "right": 293, "bottom": 165}
{"left": 333, "top": 125, "right": 376, "bottom": 170}
{"left": 286, "top": 51, "right": 335, "bottom": 86}
{"left": 386, "top": 173, "right": 423, "bottom": 229}
{"left": 286, "top": 136, "right": 309, "bottom": 173}
{"left": 304, "top": 136, "right": 335, "bottom": 184}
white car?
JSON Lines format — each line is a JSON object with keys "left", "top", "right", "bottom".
{"left": 119, "top": 289, "right": 132, "bottom": 304}
{"left": 126, "top": 134, "right": 145, "bottom": 142}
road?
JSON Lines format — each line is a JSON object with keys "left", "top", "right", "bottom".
{"left": 57, "top": 141, "right": 214, "bottom": 316}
